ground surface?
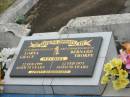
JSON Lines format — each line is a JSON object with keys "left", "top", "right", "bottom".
{"left": 27, "top": 0, "right": 126, "bottom": 33}
{"left": 0, "top": 0, "right": 15, "bottom": 14}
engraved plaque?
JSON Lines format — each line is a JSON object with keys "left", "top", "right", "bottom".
{"left": 10, "top": 37, "right": 102, "bottom": 77}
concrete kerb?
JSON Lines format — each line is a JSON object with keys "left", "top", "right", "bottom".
{"left": 0, "top": 0, "right": 39, "bottom": 23}
{"left": 62, "top": 13, "right": 130, "bottom": 42}
{"left": 0, "top": 0, "right": 39, "bottom": 48}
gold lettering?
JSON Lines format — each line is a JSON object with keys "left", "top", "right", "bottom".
{"left": 40, "top": 57, "right": 68, "bottom": 61}
{"left": 28, "top": 70, "right": 71, "bottom": 74}
{"left": 29, "top": 39, "right": 92, "bottom": 48}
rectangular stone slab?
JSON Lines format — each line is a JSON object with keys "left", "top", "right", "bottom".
{"left": 4, "top": 32, "right": 117, "bottom": 95}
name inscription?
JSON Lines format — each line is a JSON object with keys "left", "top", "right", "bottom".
{"left": 10, "top": 37, "right": 102, "bottom": 77}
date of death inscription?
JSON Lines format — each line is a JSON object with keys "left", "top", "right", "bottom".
{"left": 10, "top": 37, "right": 102, "bottom": 77}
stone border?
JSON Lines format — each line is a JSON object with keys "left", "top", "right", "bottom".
{"left": 0, "top": 0, "right": 39, "bottom": 23}
{"left": 0, "top": 0, "right": 39, "bottom": 48}
{"left": 61, "top": 13, "right": 130, "bottom": 42}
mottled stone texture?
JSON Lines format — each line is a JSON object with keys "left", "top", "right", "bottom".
{"left": 0, "top": 0, "right": 39, "bottom": 23}
{"left": 0, "top": 23, "right": 30, "bottom": 48}
{"left": 62, "top": 13, "right": 130, "bottom": 42}
{"left": 0, "top": 0, "right": 39, "bottom": 48}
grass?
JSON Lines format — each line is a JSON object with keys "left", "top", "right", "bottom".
{"left": 0, "top": 0, "right": 15, "bottom": 14}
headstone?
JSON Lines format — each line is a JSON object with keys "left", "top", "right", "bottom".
{"left": 4, "top": 32, "right": 117, "bottom": 95}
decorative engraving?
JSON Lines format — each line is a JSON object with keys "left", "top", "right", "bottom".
{"left": 10, "top": 37, "right": 102, "bottom": 77}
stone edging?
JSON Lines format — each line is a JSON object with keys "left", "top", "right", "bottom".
{"left": 0, "top": 0, "right": 39, "bottom": 48}
{"left": 60, "top": 13, "right": 130, "bottom": 41}
{"left": 0, "top": 0, "right": 39, "bottom": 23}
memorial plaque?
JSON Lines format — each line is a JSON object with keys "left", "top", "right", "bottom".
{"left": 10, "top": 37, "right": 102, "bottom": 77}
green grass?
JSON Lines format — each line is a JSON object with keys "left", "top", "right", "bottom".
{"left": 0, "top": 0, "right": 15, "bottom": 14}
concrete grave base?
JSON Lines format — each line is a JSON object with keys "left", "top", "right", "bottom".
{"left": 63, "top": 13, "right": 130, "bottom": 41}
{"left": 3, "top": 32, "right": 117, "bottom": 95}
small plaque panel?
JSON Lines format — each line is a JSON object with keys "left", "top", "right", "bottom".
{"left": 10, "top": 37, "right": 102, "bottom": 77}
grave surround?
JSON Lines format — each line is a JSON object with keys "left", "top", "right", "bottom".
{"left": 4, "top": 32, "right": 117, "bottom": 95}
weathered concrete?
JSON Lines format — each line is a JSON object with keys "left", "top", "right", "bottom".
{"left": 0, "top": 23, "right": 30, "bottom": 37}
{"left": 121, "top": 0, "right": 130, "bottom": 13}
{"left": 62, "top": 13, "right": 130, "bottom": 42}
{"left": 0, "top": 0, "right": 39, "bottom": 48}
{"left": 0, "top": 31, "right": 20, "bottom": 48}
{"left": 0, "top": 0, "right": 39, "bottom": 23}
{"left": 0, "top": 23, "right": 30, "bottom": 48}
